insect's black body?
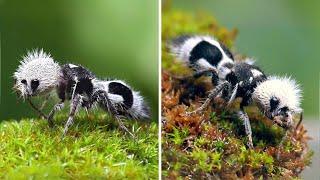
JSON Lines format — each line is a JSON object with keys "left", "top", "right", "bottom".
{"left": 59, "top": 64, "right": 96, "bottom": 102}
{"left": 224, "top": 62, "right": 267, "bottom": 108}
{"left": 51, "top": 64, "right": 150, "bottom": 135}
{"left": 55, "top": 63, "right": 145, "bottom": 117}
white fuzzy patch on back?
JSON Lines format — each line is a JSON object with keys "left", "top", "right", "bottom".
{"left": 244, "top": 58, "right": 256, "bottom": 65}
{"left": 251, "top": 69, "right": 263, "bottom": 77}
{"left": 68, "top": 64, "right": 78, "bottom": 68}
{"left": 13, "top": 49, "right": 61, "bottom": 96}
{"left": 253, "top": 76, "right": 302, "bottom": 113}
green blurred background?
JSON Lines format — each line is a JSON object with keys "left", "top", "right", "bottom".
{"left": 0, "top": 0, "right": 158, "bottom": 120}
{"left": 169, "top": 0, "right": 319, "bottom": 118}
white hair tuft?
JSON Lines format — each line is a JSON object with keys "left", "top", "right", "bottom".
{"left": 253, "top": 76, "right": 302, "bottom": 113}
{"left": 13, "top": 49, "right": 61, "bottom": 97}
{"left": 243, "top": 57, "right": 256, "bottom": 65}
{"left": 22, "top": 49, "right": 52, "bottom": 63}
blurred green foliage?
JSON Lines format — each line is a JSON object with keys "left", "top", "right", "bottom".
{"left": 169, "top": 0, "right": 320, "bottom": 117}
{"left": 0, "top": 0, "right": 158, "bottom": 120}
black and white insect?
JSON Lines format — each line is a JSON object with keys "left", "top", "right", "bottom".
{"left": 170, "top": 35, "right": 302, "bottom": 148}
{"left": 170, "top": 35, "right": 234, "bottom": 86}
{"left": 13, "top": 49, "right": 150, "bottom": 136}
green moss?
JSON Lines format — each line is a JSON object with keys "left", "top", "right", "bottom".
{"left": 168, "top": 127, "right": 189, "bottom": 146}
{"left": 162, "top": 6, "right": 312, "bottom": 179}
{"left": 0, "top": 112, "right": 158, "bottom": 179}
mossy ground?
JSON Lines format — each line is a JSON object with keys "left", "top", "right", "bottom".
{"left": 0, "top": 112, "right": 158, "bottom": 179}
{"left": 161, "top": 5, "right": 312, "bottom": 179}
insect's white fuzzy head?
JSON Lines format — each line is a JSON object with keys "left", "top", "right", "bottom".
{"left": 13, "top": 49, "right": 61, "bottom": 98}
{"left": 252, "top": 76, "right": 302, "bottom": 128}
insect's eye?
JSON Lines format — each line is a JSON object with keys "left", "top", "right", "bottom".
{"left": 21, "top": 79, "right": 27, "bottom": 84}
{"left": 277, "top": 106, "right": 289, "bottom": 117}
{"left": 270, "top": 97, "right": 279, "bottom": 112}
{"left": 31, "top": 79, "right": 40, "bottom": 92}
{"left": 280, "top": 106, "right": 289, "bottom": 113}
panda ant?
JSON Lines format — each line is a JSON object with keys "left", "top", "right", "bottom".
{"left": 13, "top": 49, "right": 150, "bottom": 137}
{"left": 169, "top": 35, "right": 302, "bottom": 148}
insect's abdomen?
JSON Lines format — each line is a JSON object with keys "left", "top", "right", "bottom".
{"left": 108, "top": 81, "right": 134, "bottom": 109}
{"left": 94, "top": 80, "right": 150, "bottom": 120}
{"left": 189, "top": 41, "right": 222, "bottom": 67}
{"left": 170, "top": 35, "right": 234, "bottom": 70}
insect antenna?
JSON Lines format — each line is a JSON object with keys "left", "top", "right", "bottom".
{"left": 26, "top": 98, "right": 48, "bottom": 119}
{"left": 295, "top": 112, "right": 303, "bottom": 132}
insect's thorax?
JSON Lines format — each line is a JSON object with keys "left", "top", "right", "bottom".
{"left": 227, "top": 62, "right": 267, "bottom": 100}
{"left": 57, "top": 64, "right": 96, "bottom": 101}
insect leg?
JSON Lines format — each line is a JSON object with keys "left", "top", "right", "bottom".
{"left": 227, "top": 83, "right": 238, "bottom": 106}
{"left": 277, "top": 130, "right": 288, "bottom": 160}
{"left": 295, "top": 111, "right": 303, "bottom": 131}
{"left": 62, "top": 94, "right": 82, "bottom": 137}
{"left": 172, "top": 69, "right": 218, "bottom": 81}
{"left": 39, "top": 94, "right": 51, "bottom": 111}
{"left": 93, "top": 90, "right": 118, "bottom": 117}
{"left": 188, "top": 81, "right": 229, "bottom": 114}
{"left": 238, "top": 110, "right": 253, "bottom": 148}
{"left": 93, "top": 90, "right": 135, "bottom": 138}
{"left": 47, "top": 101, "right": 65, "bottom": 128}
{"left": 114, "top": 116, "right": 135, "bottom": 138}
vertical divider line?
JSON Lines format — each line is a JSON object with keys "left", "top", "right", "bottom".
{"left": 158, "top": 0, "right": 162, "bottom": 179}
{"left": 0, "top": 33, "right": 1, "bottom": 105}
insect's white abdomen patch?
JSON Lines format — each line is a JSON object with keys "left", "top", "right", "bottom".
{"left": 94, "top": 79, "right": 150, "bottom": 119}
{"left": 108, "top": 94, "right": 124, "bottom": 103}
{"left": 197, "top": 58, "right": 215, "bottom": 70}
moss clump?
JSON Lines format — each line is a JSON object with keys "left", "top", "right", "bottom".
{"left": 0, "top": 112, "right": 158, "bottom": 179}
{"left": 161, "top": 7, "right": 312, "bottom": 179}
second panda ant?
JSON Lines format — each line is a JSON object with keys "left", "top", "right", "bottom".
{"left": 13, "top": 50, "right": 150, "bottom": 137}
{"left": 170, "top": 35, "right": 302, "bottom": 148}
